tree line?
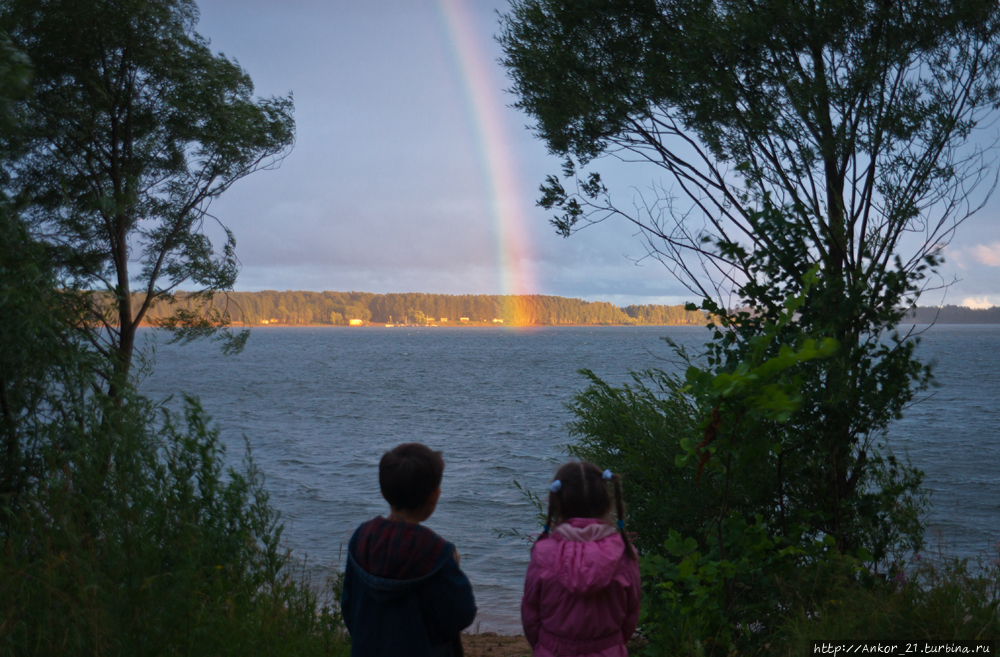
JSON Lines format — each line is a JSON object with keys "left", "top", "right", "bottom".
{"left": 133, "top": 291, "right": 1000, "bottom": 327}
{"left": 904, "top": 305, "right": 1000, "bottom": 324}
{"left": 134, "top": 291, "right": 709, "bottom": 326}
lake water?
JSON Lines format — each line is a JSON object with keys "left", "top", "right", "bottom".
{"left": 138, "top": 325, "right": 1000, "bottom": 632}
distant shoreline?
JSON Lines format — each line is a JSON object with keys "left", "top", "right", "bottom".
{"left": 235, "top": 321, "right": 1000, "bottom": 327}
{"left": 121, "top": 290, "right": 998, "bottom": 327}
{"left": 134, "top": 316, "right": 1000, "bottom": 328}
{"left": 179, "top": 321, "right": 709, "bottom": 328}
{"left": 131, "top": 290, "right": 709, "bottom": 327}
{"left": 900, "top": 305, "right": 1000, "bottom": 325}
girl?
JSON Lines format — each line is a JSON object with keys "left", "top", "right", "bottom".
{"left": 521, "top": 461, "right": 641, "bottom": 657}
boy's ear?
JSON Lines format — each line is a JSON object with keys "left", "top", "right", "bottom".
{"left": 423, "top": 486, "right": 441, "bottom": 514}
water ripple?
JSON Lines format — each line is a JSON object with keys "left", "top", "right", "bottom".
{"left": 139, "top": 324, "right": 1000, "bottom": 632}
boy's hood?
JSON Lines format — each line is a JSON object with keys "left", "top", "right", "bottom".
{"left": 348, "top": 516, "right": 453, "bottom": 593}
{"left": 546, "top": 518, "right": 625, "bottom": 594}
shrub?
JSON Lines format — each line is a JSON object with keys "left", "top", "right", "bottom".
{"left": 565, "top": 278, "right": 891, "bottom": 655}
{"left": 567, "top": 368, "right": 706, "bottom": 550}
{"left": 0, "top": 395, "right": 350, "bottom": 657}
{"left": 775, "top": 550, "right": 1000, "bottom": 652}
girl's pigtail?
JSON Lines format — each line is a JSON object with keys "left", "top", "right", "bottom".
{"left": 541, "top": 492, "right": 557, "bottom": 540}
{"left": 612, "top": 473, "right": 637, "bottom": 560}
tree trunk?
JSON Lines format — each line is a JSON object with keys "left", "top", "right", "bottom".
{"left": 0, "top": 369, "right": 20, "bottom": 515}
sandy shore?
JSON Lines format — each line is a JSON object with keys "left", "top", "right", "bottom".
{"left": 461, "top": 632, "right": 648, "bottom": 655}
{"left": 461, "top": 633, "right": 532, "bottom": 657}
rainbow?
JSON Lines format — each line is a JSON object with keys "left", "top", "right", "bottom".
{"left": 435, "top": 0, "right": 537, "bottom": 324}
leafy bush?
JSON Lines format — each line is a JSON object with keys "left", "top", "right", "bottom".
{"left": 568, "top": 368, "right": 706, "bottom": 549}
{"left": 776, "top": 550, "right": 1000, "bottom": 652}
{"left": 0, "top": 394, "right": 349, "bottom": 657}
{"left": 566, "top": 273, "right": 928, "bottom": 655}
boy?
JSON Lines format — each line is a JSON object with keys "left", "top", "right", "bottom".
{"left": 342, "top": 443, "right": 476, "bottom": 657}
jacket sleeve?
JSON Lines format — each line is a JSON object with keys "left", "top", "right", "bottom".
{"left": 520, "top": 547, "right": 544, "bottom": 647}
{"left": 420, "top": 549, "right": 477, "bottom": 637}
{"left": 620, "top": 556, "right": 642, "bottom": 643}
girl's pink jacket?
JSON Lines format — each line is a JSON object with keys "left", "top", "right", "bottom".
{"left": 521, "top": 518, "right": 641, "bottom": 657}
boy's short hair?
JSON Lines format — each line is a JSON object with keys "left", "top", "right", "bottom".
{"left": 379, "top": 443, "right": 445, "bottom": 511}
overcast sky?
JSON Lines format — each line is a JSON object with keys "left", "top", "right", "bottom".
{"left": 194, "top": 0, "right": 1000, "bottom": 308}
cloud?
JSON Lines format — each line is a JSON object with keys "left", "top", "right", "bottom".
{"left": 970, "top": 242, "right": 1000, "bottom": 267}
{"left": 943, "top": 241, "right": 1000, "bottom": 271}
{"left": 960, "top": 296, "right": 997, "bottom": 309}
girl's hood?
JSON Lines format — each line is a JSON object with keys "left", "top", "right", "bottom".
{"left": 546, "top": 518, "right": 625, "bottom": 594}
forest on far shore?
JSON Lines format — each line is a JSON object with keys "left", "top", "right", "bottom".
{"left": 903, "top": 305, "right": 1000, "bottom": 324}
{"left": 133, "top": 291, "right": 1000, "bottom": 327}
{"left": 135, "top": 290, "right": 709, "bottom": 326}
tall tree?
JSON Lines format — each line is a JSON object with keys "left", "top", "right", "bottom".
{"left": 0, "top": 32, "right": 40, "bottom": 512}
{"left": 500, "top": 1, "right": 1000, "bottom": 554}
{"left": 0, "top": 31, "right": 28, "bottom": 158}
{"left": 0, "top": 0, "right": 294, "bottom": 394}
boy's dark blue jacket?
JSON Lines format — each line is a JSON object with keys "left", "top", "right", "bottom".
{"left": 342, "top": 517, "right": 476, "bottom": 657}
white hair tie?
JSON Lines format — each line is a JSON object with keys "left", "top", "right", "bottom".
{"left": 548, "top": 479, "right": 562, "bottom": 493}
{"left": 603, "top": 469, "right": 613, "bottom": 481}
